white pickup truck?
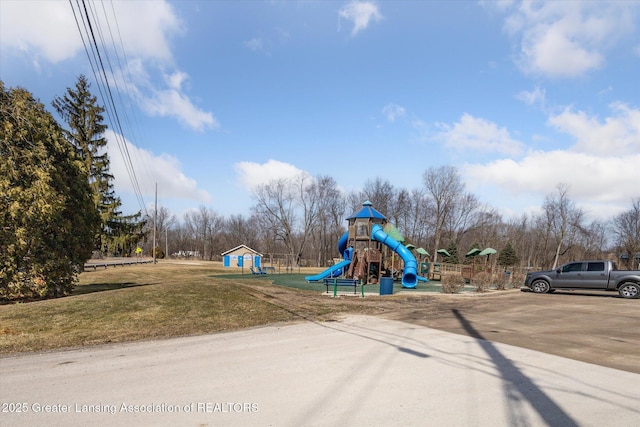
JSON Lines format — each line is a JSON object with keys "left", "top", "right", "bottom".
{"left": 524, "top": 260, "right": 640, "bottom": 299}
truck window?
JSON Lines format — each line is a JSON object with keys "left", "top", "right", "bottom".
{"left": 587, "top": 262, "right": 604, "bottom": 271}
{"left": 562, "top": 263, "right": 583, "bottom": 272}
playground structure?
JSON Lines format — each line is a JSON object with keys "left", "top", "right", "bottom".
{"left": 306, "top": 201, "right": 424, "bottom": 289}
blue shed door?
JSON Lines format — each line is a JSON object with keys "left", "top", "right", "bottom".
{"left": 254, "top": 256, "right": 261, "bottom": 268}
{"left": 223, "top": 255, "right": 230, "bottom": 267}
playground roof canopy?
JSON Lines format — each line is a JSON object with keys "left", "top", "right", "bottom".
{"left": 478, "top": 248, "right": 497, "bottom": 256}
{"left": 346, "top": 201, "right": 387, "bottom": 221}
{"left": 437, "top": 249, "right": 451, "bottom": 257}
{"left": 466, "top": 248, "right": 482, "bottom": 257}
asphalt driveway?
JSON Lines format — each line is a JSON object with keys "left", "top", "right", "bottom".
{"left": 1, "top": 314, "right": 639, "bottom": 426}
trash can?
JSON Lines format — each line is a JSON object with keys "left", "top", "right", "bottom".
{"left": 380, "top": 277, "right": 394, "bottom": 295}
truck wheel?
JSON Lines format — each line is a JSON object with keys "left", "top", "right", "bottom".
{"left": 531, "top": 279, "right": 550, "bottom": 294}
{"left": 618, "top": 283, "right": 640, "bottom": 299}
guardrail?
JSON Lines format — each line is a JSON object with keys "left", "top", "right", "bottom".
{"left": 84, "top": 258, "right": 154, "bottom": 271}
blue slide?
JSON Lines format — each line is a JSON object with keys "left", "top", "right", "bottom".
{"left": 371, "top": 224, "right": 418, "bottom": 288}
{"left": 306, "top": 232, "right": 350, "bottom": 282}
{"left": 305, "top": 258, "right": 351, "bottom": 282}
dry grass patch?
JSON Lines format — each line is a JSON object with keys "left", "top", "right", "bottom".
{"left": 0, "top": 262, "right": 299, "bottom": 354}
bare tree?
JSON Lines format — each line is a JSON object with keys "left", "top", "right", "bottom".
{"left": 393, "top": 188, "right": 426, "bottom": 243}
{"left": 542, "top": 183, "right": 586, "bottom": 269}
{"left": 422, "top": 165, "right": 464, "bottom": 262}
{"left": 308, "top": 176, "right": 345, "bottom": 267}
{"left": 251, "top": 174, "right": 320, "bottom": 266}
{"left": 504, "top": 213, "right": 541, "bottom": 270}
{"left": 183, "top": 206, "right": 223, "bottom": 260}
{"left": 223, "top": 214, "right": 259, "bottom": 250}
{"left": 362, "top": 177, "right": 397, "bottom": 218}
{"left": 444, "top": 193, "right": 481, "bottom": 251}
{"left": 142, "top": 206, "right": 176, "bottom": 256}
{"left": 612, "top": 198, "right": 640, "bottom": 269}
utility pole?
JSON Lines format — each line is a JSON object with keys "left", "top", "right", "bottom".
{"left": 153, "top": 182, "right": 157, "bottom": 264}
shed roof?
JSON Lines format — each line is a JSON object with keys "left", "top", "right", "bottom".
{"left": 221, "top": 244, "right": 263, "bottom": 257}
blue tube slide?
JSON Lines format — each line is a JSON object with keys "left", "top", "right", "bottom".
{"left": 337, "top": 231, "right": 348, "bottom": 257}
{"left": 306, "top": 231, "right": 350, "bottom": 282}
{"left": 305, "top": 259, "right": 351, "bottom": 282}
{"left": 371, "top": 224, "right": 418, "bottom": 288}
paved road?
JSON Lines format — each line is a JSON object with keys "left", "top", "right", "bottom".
{"left": 1, "top": 315, "right": 639, "bottom": 426}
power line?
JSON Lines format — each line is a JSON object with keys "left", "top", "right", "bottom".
{"left": 69, "top": 0, "right": 148, "bottom": 215}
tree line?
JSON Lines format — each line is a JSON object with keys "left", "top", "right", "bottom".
{"left": 149, "top": 170, "right": 640, "bottom": 274}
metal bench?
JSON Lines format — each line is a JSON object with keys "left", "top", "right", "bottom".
{"left": 322, "top": 278, "right": 359, "bottom": 295}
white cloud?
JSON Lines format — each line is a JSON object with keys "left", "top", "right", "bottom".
{"left": 0, "top": 0, "right": 181, "bottom": 64}
{"left": 382, "top": 103, "right": 405, "bottom": 122}
{"left": 0, "top": 0, "right": 216, "bottom": 132}
{"left": 464, "top": 150, "right": 640, "bottom": 218}
{"left": 244, "top": 37, "right": 271, "bottom": 55}
{"left": 495, "top": 1, "right": 638, "bottom": 77}
{"left": 548, "top": 103, "right": 640, "bottom": 156}
{"left": 338, "top": 1, "right": 383, "bottom": 36}
{"left": 106, "top": 1, "right": 182, "bottom": 62}
{"left": 135, "top": 71, "right": 219, "bottom": 132}
{"left": 0, "top": 1, "right": 81, "bottom": 63}
{"left": 106, "top": 130, "right": 211, "bottom": 204}
{"left": 234, "top": 159, "right": 309, "bottom": 190}
{"left": 434, "top": 113, "right": 526, "bottom": 157}
{"left": 462, "top": 103, "right": 640, "bottom": 220}
{"left": 517, "top": 86, "right": 546, "bottom": 107}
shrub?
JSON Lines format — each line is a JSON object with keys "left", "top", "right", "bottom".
{"left": 441, "top": 274, "right": 466, "bottom": 294}
{"left": 494, "top": 272, "right": 509, "bottom": 290}
{"left": 473, "top": 272, "right": 492, "bottom": 292}
{"left": 510, "top": 272, "right": 526, "bottom": 289}
{"left": 150, "top": 246, "right": 165, "bottom": 259}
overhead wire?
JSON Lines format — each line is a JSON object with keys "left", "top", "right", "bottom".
{"left": 97, "top": 0, "right": 156, "bottom": 199}
{"left": 68, "top": 0, "right": 149, "bottom": 216}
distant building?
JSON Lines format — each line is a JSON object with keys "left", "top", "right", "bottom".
{"left": 221, "top": 245, "right": 263, "bottom": 268}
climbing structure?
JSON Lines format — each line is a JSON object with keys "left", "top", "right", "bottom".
{"left": 306, "top": 201, "right": 421, "bottom": 288}
{"left": 345, "top": 201, "right": 385, "bottom": 284}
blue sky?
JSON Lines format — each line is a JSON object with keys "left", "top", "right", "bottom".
{"left": 2, "top": 0, "right": 639, "bottom": 222}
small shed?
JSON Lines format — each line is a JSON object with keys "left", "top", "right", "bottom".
{"left": 221, "top": 245, "right": 263, "bottom": 269}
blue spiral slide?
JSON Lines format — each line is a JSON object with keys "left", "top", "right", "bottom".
{"left": 371, "top": 224, "right": 418, "bottom": 288}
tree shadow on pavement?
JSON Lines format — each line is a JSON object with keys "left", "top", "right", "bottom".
{"left": 452, "top": 309, "right": 579, "bottom": 427}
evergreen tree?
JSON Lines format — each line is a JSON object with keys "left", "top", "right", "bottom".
{"left": 443, "top": 242, "right": 459, "bottom": 264}
{"left": 52, "top": 75, "right": 131, "bottom": 255}
{"left": 1, "top": 82, "right": 98, "bottom": 299}
{"left": 106, "top": 212, "right": 147, "bottom": 257}
{"left": 498, "top": 242, "right": 519, "bottom": 267}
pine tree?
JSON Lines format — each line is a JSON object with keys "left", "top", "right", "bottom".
{"left": 1, "top": 82, "right": 98, "bottom": 299}
{"left": 52, "top": 75, "right": 125, "bottom": 254}
{"left": 498, "top": 242, "right": 519, "bottom": 267}
{"left": 443, "top": 242, "right": 459, "bottom": 264}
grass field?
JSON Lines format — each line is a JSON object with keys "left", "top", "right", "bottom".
{"left": 0, "top": 261, "right": 388, "bottom": 354}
